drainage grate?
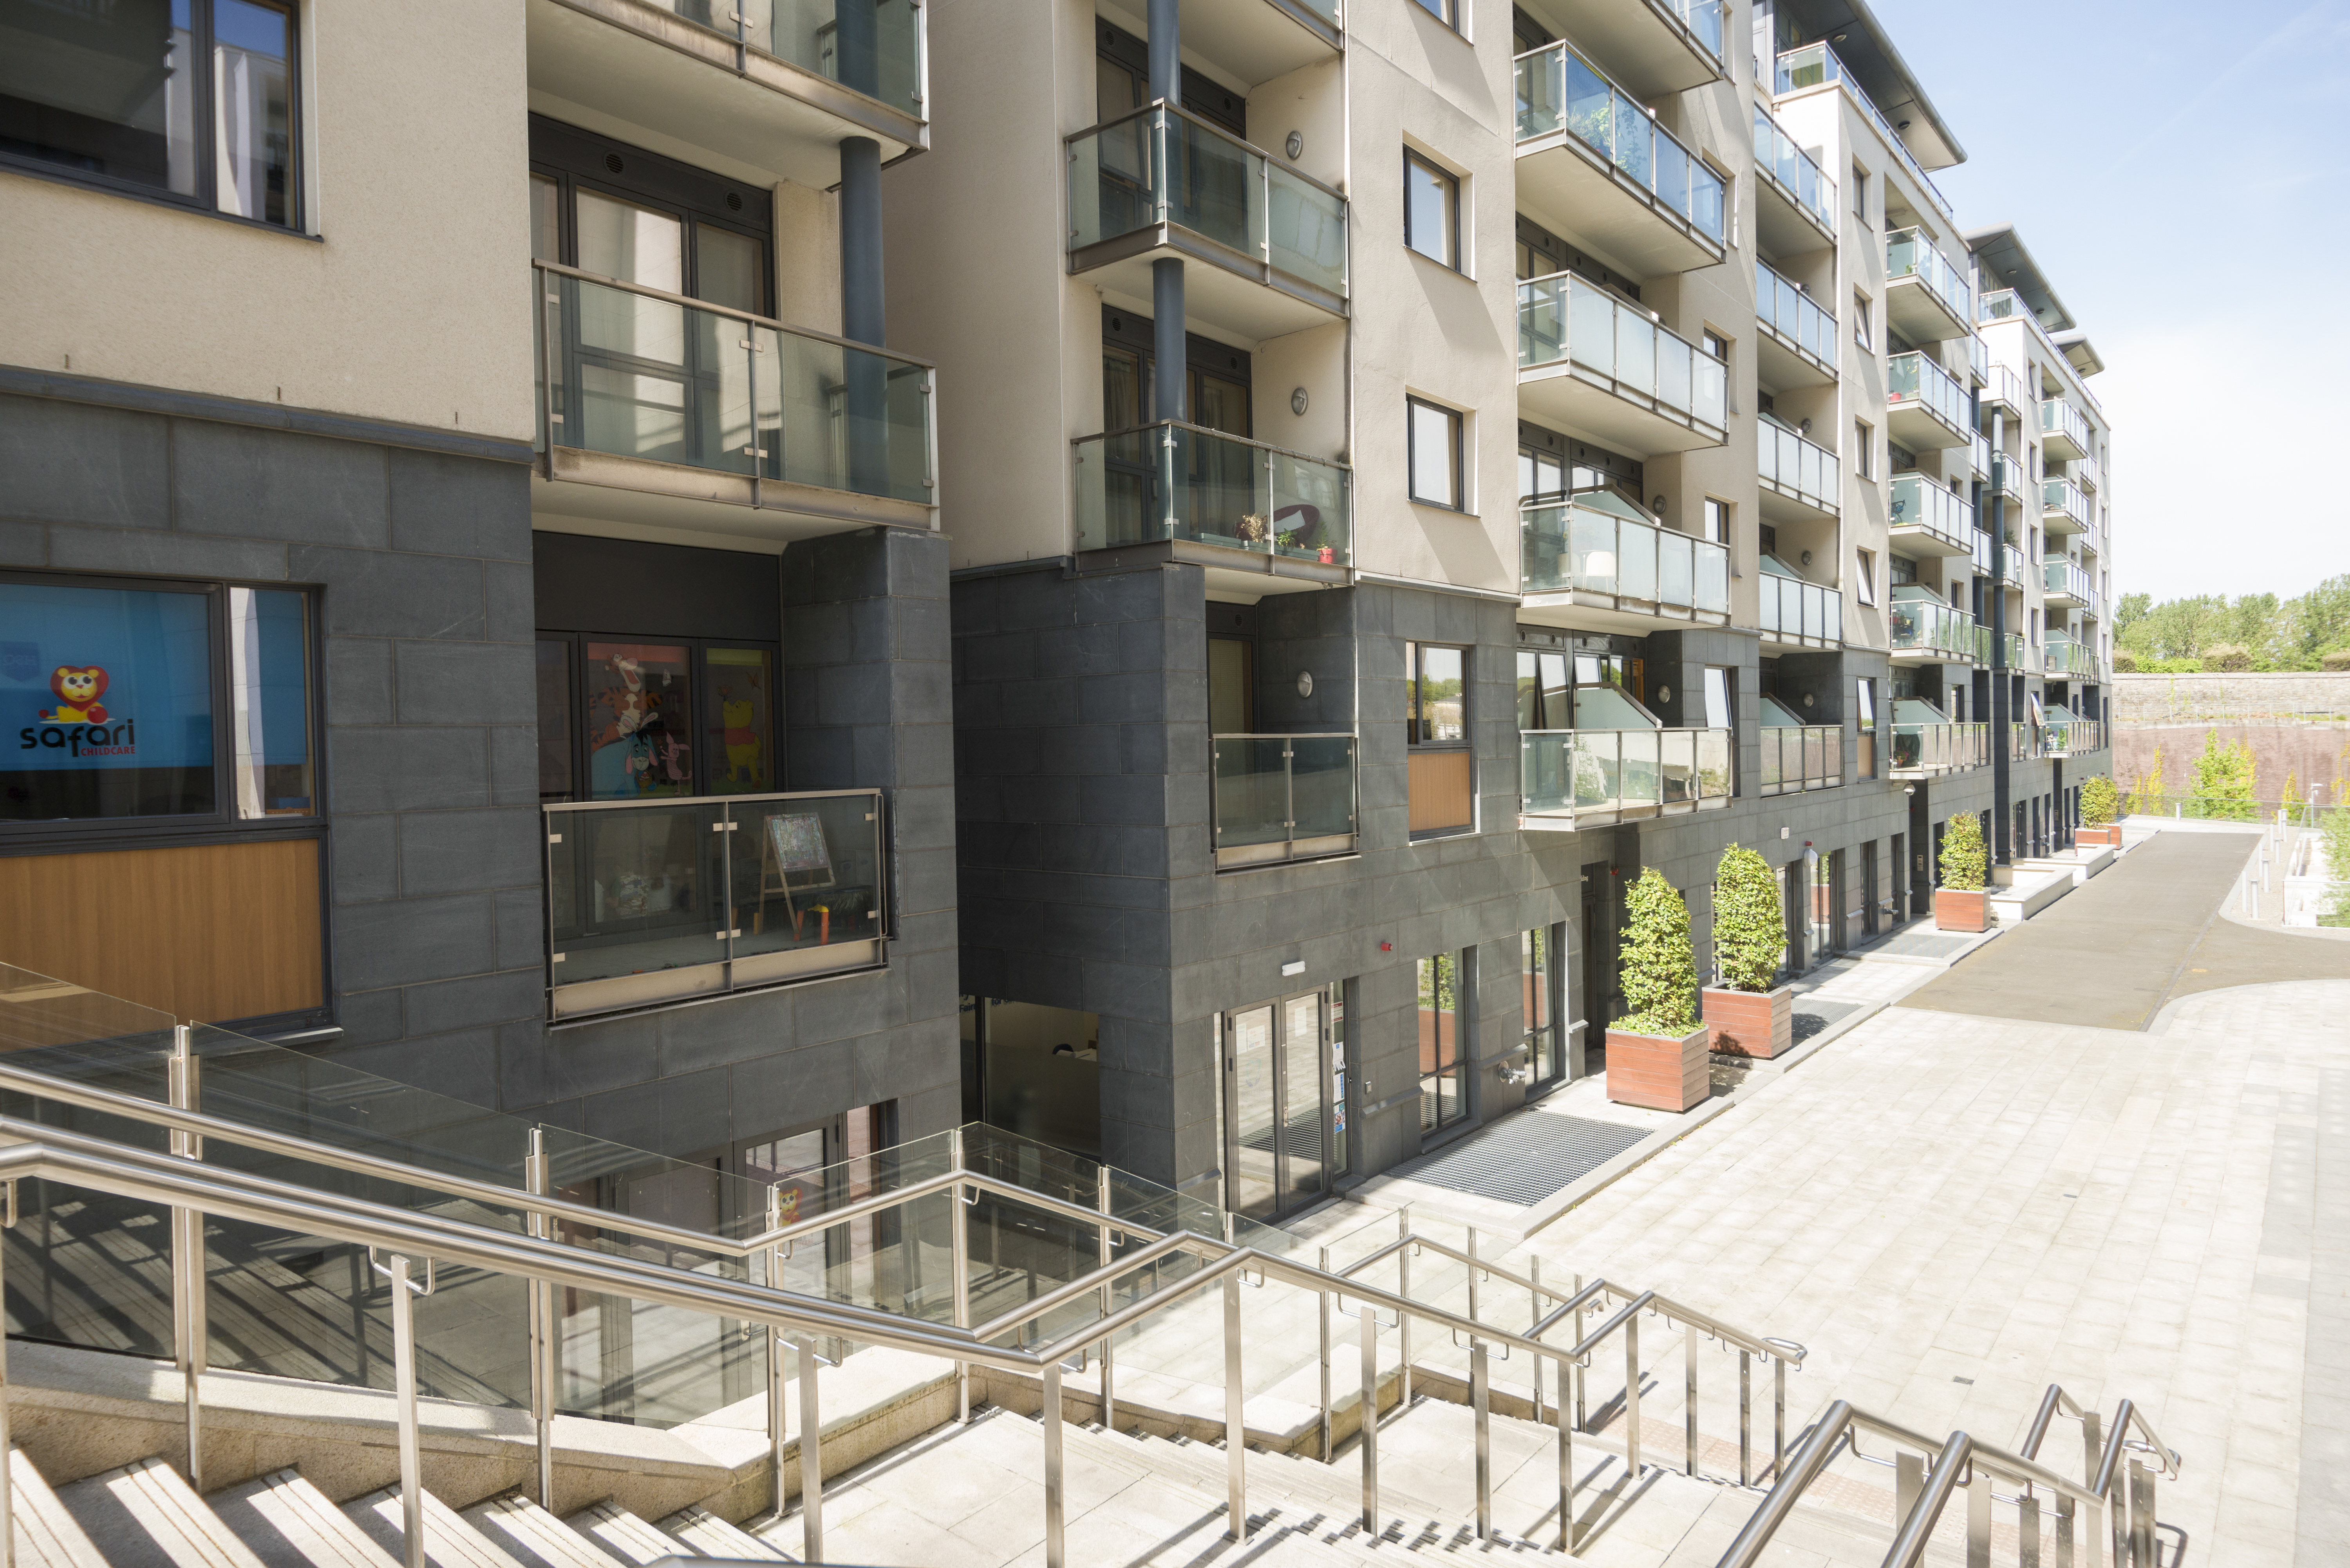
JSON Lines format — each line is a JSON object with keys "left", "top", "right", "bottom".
{"left": 1869, "top": 930, "right": 1976, "bottom": 959}
{"left": 1385, "top": 1112, "right": 1651, "bottom": 1207}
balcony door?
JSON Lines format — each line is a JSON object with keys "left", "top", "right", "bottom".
{"left": 1223, "top": 988, "right": 1339, "bottom": 1222}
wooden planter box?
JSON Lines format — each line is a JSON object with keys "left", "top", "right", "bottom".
{"left": 1702, "top": 984, "right": 1795, "bottom": 1060}
{"left": 1934, "top": 889, "right": 1991, "bottom": 932}
{"left": 2075, "top": 824, "right": 2121, "bottom": 847}
{"left": 1606, "top": 1024, "right": 1711, "bottom": 1113}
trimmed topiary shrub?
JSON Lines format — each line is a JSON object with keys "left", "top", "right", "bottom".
{"left": 1616, "top": 868, "right": 1697, "bottom": 1036}
{"left": 2080, "top": 775, "right": 2119, "bottom": 828}
{"left": 2112, "top": 649, "right": 2140, "bottom": 673}
{"left": 1940, "top": 812, "right": 1987, "bottom": 892}
{"left": 2323, "top": 649, "right": 2350, "bottom": 672}
{"left": 2202, "top": 643, "right": 2253, "bottom": 672}
{"left": 1711, "top": 845, "right": 1784, "bottom": 993}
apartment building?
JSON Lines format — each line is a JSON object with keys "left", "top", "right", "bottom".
{"left": 894, "top": 0, "right": 2113, "bottom": 1210}
{"left": 0, "top": 2, "right": 959, "bottom": 1202}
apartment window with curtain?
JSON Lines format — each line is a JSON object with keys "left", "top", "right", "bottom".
{"left": 1403, "top": 151, "right": 1461, "bottom": 268}
{"left": 1408, "top": 398, "right": 1465, "bottom": 509}
{"left": 1406, "top": 641, "right": 1473, "bottom": 838}
{"left": 2, "top": 0, "right": 299, "bottom": 229}
{"left": 1418, "top": 950, "right": 1469, "bottom": 1131}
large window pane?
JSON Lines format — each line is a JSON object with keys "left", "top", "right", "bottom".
{"left": 581, "top": 640, "right": 693, "bottom": 799}
{"left": 227, "top": 586, "right": 311, "bottom": 817}
{"left": 1408, "top": 399, "right": 1459, "bottom": 508}
{"left": 694, "top": 224, "right": 764, "bottom": 314}
{"left": 1403, "top": 152, "right": 1455, "bottom": 267}
{"left": 213, "top": 0, "right": 293, "bottom": 226}
{"left": 0, "top": 0, "right": 199, "bottom": 200}
{"left": 577, "top": 189, "right": 684, "bottom": 293}
{"left": 703, "top": 646, "right": 775, "bottom": 794}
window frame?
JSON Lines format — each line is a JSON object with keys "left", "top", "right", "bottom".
{"left": 1852, "top": 165, "right": 1869, "bottom": 225}
{"left": 1854, "top": 419, "right": 1875, "bottom": 479}
{"left": 1855, "top": 547, "right": 1878, "bottom": 605}
{"left": 1406, "top": 641, "right": 1471, "bottom": 750}
{"left": 1407, "top": 397, "right": 1467, "bottom": 511}
{"left": 1521, "top": 925, "right": 1565, "bottom": 1086}
{"left": 1854, "top": 292, "right": 1873, "bottom": 351}
{"left": 1418, "top": 949, "right": 1471, "bottom": 1133}
{"left": 1403, "top": 150, "right": 1462, "bottom": 271}
{"left": 1702, "top": 497, "right": 1729, "bottom": 544}
{"left": 534, "top": 630, "right": 787, "bottom": 805}
{"left": 1410, "top": 0, "right": 1465, "bottom": 35}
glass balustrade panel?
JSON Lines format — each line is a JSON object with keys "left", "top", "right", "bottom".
{"left": 1571, "top": 508, "right": 1618, "bottom": 595}
{"left": 1268, "top": 164, "right": 1346, "bottom": 294}
{"left": 1214, "top": 739, "right": 1290, "bottom": 849}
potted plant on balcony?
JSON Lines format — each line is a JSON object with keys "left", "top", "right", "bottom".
{"left": 1702, "top": 846, "right": 1795, "bottom": 1059}
{"left": 2077, "top": 775, "right": 2122, "bottom": 847}
{"left": 1934, "top": 811, "right": 1992, "bottom": 932}
{"left": 1606, "top": 869, "right": 1710, "bottom": 1113}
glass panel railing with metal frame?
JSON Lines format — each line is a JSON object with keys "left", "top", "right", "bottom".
{"left": 2043, "top": 476, "right": 2090, "bottom": 527}
{"left": 1886, "top": 350, "right": 1969, "bottom": 438}
{"left": 663, "top": 0, "right": 926, "bottom": 120}
{"left": 535, "top": 262, "right": 934, "bottom": 506}
{"left": 1889, "top": 721, "right": 1988, "bottom": 776}
{"left": 1971, "top": 432, "right": 1992, "bottom": 480}
{"left": 2041, "top": 398, "right": 2092, "bottom": 453}
{"left": 1755, "top": 257, "right": 1835, "bottom": 371}
{"left": 1671, "top": 0, "right": 1726, "bottom": 60}
{"left": 1755, "top": 571, "right": 1843, "bottom": 645}
{"left": 1520, "top": 499, "right": 1730, "bottom": 615}
{"left": 1978, "top": 289, "right": 2072, "bottom": 369}
{"left": 1072, "top": 422, "right": 1351, "bottom": 563}
{"left": 1756, "top": 421, "right": 1839, "bottom": 513}
{"left": 1518, "top": 272, "right": 1728, "bottom": 431}
{"left": 1889, "top": 473, "right": 1973, "bottom": 552}
{"left": 2044, "top": 556, "right": 2093, "bottom": 602}
{"left": 1970, "top": 331, "right": 1988, "bottom": 383}
{"left": 1772, "top": 41, "right": 1954, "bottom": 222}
{"left": 2000, "top": 630, "right": 2035, "bottom": 672}
{"left": 1885, "top": 227, "right": 1971, "bottom": 323}
{"left": 544, "top": 789, "right": 886, "bottom": 1022}
{"left": 2045, "top": 635, "right": 2095, "bottom": 677}
{"left": 2044, "top": 717, "right": 2106, "bottom": 756}
{"left": 1211, "top": 733, "right": 1358, "bottom": 868}
{"left": 1888, "top": 596, "right": 1976, "bottom": 661}
{"left": 1750, "top": 103, "right": 1835, "bottom": 233}
{"left": 1983, "top": 364, "right": 2031, "bottom": 414}
{"left": 1520, "top": 728, "right": 1731, "bottom": 817}
{"left": 1757, "top": 724, "right": 1842, "bottom": 796}
{"left": 1066, "top": 104, "right": 1350, "bottom": 297}
{"left": 1514, "top": 43, "right": 1727, "bottom": 245}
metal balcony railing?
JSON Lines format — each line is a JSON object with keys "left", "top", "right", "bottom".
{"left": 1072, "top": 421, "right": 1350, "bottom": 562}
{"left": 1520, "top": 727, "right": 1732, "bottom": 820}
{"left": 1514, "top": 41, "right": 1727, "bottom": 243}
{"left": 1750, "top": 102, "right": 1836, "bottom": 233}
{"left": 2044, "top": 556, "right": 2093, "bottom": 602}
{"left": 1772, "top": 42, "right": 1955, "bottom": 222}
{"left": 1889, "top": 473, "right": 1974, "bottom": 553}
{"left": 1518, "top": 271, "right": 1729, "bottom": 434}
{"left": 2046, "top": 636, "right": 2097, "bottom": 678}
{"left": 1211, "top": 733, "right": 1358, "bottom": 868}
{"left": 1754, "top": 257, "right": 1836, "bottom": 374}
{"left": 1757, "top": 422, "right": 1839, "bottom": 514}
{"left": 1885, "top": 226, "right": 1971, "bottom": 322}
{"left": 2041, "top": 397, "right": 2092, "bottom": 454}
{"left": 1520, "top": 500, "right": 1730, "bottom": 615}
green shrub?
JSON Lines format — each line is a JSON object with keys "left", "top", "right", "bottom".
{"left": 2202, "top": 643, "right": 2253, "bottom": 673}
{"left": 1940, "top": 812, "right": 1987, "bottom": 891}
{"left": 1711, "top": 845, "right": 1784, "bottom": 993}
{"left": 2112, "top": 649, "right": 2140, "bottom": 673}
{"left": 1616, "top": 868, "right": 1697, "bottom": 1037}
{"left": 2190, "top": 728, "right": 2257, "bottom": 821}
{"left": 2080, "top": 775, "right": 2119, "bottom": 828}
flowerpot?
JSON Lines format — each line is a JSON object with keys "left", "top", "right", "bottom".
{"left": 2075, "top": 825, "right": 2121, "bottom": 847}
{"left": 1605, "top": 1024, "right": 1711, "bottom": 1113}
{"left": 1934, "top": 889, "right": 1991, "bottom": 933}
{"left": 1703, "top": 984, "right": 1795, "bottom": 1060}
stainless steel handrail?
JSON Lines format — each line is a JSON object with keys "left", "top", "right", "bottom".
{"left": 532, "top": 258, "right": 937, "bottom": 368}
{"left": 1072, "top": 416, "right": 1354, "bottom": 473}
{"left": 1061, "top": 97, "right": 1349, "bottom": 203}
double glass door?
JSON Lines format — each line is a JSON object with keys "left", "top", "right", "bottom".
{"left": 1223, "top": 987, "right": 1343, "bottom": 1222}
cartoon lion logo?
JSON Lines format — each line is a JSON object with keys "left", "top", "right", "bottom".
{"left": 42, "top": 666, "right": 109, "bottom": 723}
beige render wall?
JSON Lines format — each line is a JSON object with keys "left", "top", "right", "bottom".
{"left": 0, "top": 1, "right": 535, "bottom": 444}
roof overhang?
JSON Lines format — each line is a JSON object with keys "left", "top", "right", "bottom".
{"left": 2052, "top": 331, "right": 2106, "bottom": 378}
{"left": 1964, "top": 224, "right": 2078, "bottom": 334}
{"left": 1774, "top": 0, "right": 1964, "bottom": 170}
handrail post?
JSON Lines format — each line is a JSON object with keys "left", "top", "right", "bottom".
{"left": 1043, "top": 1360, "right": 1066, "bottom": 1568}
{"left": 1684, "top": 1320, "right": 1700, "bottom": 1476}
{"left": 0, "top": 1180, "right": 14, "bottom": 1568}
{"left": 1097, "top": 1164, "right": 1116, "bottom": 1435}
{"left": 1529, "top": 1259, "right": 1544, "bottom": 1425}
{"left": 1737, "top": 1349, "right": 1752, "bottom": 1486}
{"left": 1396, "top": 1207, "right": 1412, "bottom": 1404}
{"left": 1624, "top": 1311, "right": 1641, "bottom": 1476}
{"left": 1556, "top": 1353, "right": 1575, "bottom": 1553}
{"left": 1358, "top": 1293, "right": 1379, "bottom": 1534}
{"left": 2017, "top": 1492, "right": 2040, "bottom": 1567}
{"left": 2129, "top": 1458, "right": 2153, "bottom": 1566}
{"left": 1471, "top": 1339, "right": 1491, "bottom": 1540}
{"left": 1573, "top": 1273, "right": 1587, "bottom": 1432}
{"left": 1968, "top": 1464, "right": 1992, "bottom": 1564}
{"left": 1773, "top": 1353, "right": 1786, "bottom": 1477}
{"left": 795, "top": 1333, "right": 823, "bottom": 1565}
{"left": 526, "top": 1129, "right": 554, "bottom": 1509}
{"left": 386, "top": 1254, "right": 425, "bottom": 1568}
{"left": 1317, "top": 1245, "right": 1333, "bottom": 1462}
{"left": 1223, "top": 1273, "right": 1246, "bottom": 1539}
{"left": 167, "top": 1024, "right": 205, "bottom": 1491}
{"left": 951, "top": 1129, "right": 971, "bottom": 1423}
{"left": 765, "top": 1189, "right": 788, "bottom": 1519}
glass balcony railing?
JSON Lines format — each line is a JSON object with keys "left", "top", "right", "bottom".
{"left": 2043, "top": 477, "right": 2090, "bottom": 527}
{"left": 545, "top": 789, "right": 886, "bottom": 1022}
{"left": 1889, "top": 597, "right": 1977, "bottom": 661}
{"left": 1772, "top": 42, "right": 1955, "bottom": 221}
{"left": 2044, "top": 557, "right": 2093, "bottom": 601}
{"left": 1889, "top": 722, "right": 1988, "bottom": 776}
{"left": 1072, "top": 421, "right": 1350, "bottom": 562}
{"left": 1972, "top": 432, "right": 1992, "bottom": 479}
{"left": 1885, "top": 227, "right": 1972, "bottom": 322}
{"left": 1517, "top": 271, "right": 1729, "bottom": 432}
{"left": 1212, "top": 733, "right": 1358, "bottom": 868}
{"left": 1521, "top": 500, "right": 1730, "bottom": 614}
{"left": 1067, "top": 104, "right": 1349, "bottom": 297}
{"left": 1979, "top": 289, "right": 2072, "bottom": 367}
{"left": 2076, "top": 453, "right": 2103, "bottom": 493}
{"left": 1759, "top": 724, "right": 1842, "bottom": 796}
{"left": 665, "top": 0, "right": 924, "bottom": 119}
{"left": 534, "top": 263, "right": 934, "bottom": 505}
{"left": 2044, "top": 717, "right": 2107, "bottom": 756}
{"left": 1887, "top": 350, "right": 1969, "bottom": 439}
{"left": 1970, "top": 332, "right": 1988, "bottom": 383}
{"left": 2041, "top": 398, "right": 2092, "bottom": 453}
{"left": 1757, "top": 421, "right": 1839, "bottom": 513}
{"left": 1755, "top": 257, "right": 1836, "bottom": 371}
{"left": 1671, "top": 0, "right": 1727, "bottom": 60}
{"left": 2003, "top": 630, "right": 2034, "bottom": 672}
{"left": 1515, "top": 42, "right": 1728, "bottom": 245}
{"left": 1521, "top": 728, "right": 1732, "bottom": 818}
{"left": 1889, "top": 473, "right": 1974, "bottom": 552}
{"left": 1982, "top": 365, "right": 2030, "bottom": 414}
{"left": 1751, "top": 103, "right": 1836, "bottom": 233}
{"left": 2045, "top": 636, "right": 2095, "bottom": 678}
{"left": 1757, "top": 571, "right": 1842, "bottom": 644}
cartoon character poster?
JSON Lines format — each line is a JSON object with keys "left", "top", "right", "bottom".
{"left": 583, "top": 642, "right": 693, "bottom": 799}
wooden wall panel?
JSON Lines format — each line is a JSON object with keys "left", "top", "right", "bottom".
{"left": 0, "top": 840, "right": 323, "bottom": 1024}
{"left": 1407, "top": 750, "right": 1475, "bottom": 835}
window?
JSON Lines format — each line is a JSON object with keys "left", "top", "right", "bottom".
{"left": 1404, "top": 151, "right": 1460, "bottom": 269}
{"left": 1855, "top": 420, "right": 1874, "bottom": 479}
{"left": 1856, "top": 548, "right": 1878, "bottom": 605}
{"left": 3, "top": 575, "right": 315, "bottom": 826}
{"left": 1408, "top": 398, "right": 1464, "bottom": 509}
{"left": 1418, "top": 951, "right": 1469, "bottom": 1131}
{"left": 1523, "top": 927, "right": 1565, "bottom": 1085}
{"left": 1408, "top": 643, "right": 1467, "bottom": 746}
{"left": 529, "top": 117, "right": 773, "bottom": 315}
{"left": 1703, "top": 498, "right": 1729, "bottom": 544}
{"left": 1853, "top": 166, "right": 1869, "bottom": 225}
{"left": 1519, "top": 443, "right": 1566, "bottom": 503}
{"left": 2, "top": 0, "right": 298, "bottom": 229}
{"left": 1703, "top": 332, "right": 1733, "bottom": 411}
{"left": 1856, "top": 678, "right": 1878, "bottom": 778}
{"left": 1407, "top": 642, "right": 1473, "bottom": 838}
{"left": 1854, "top": 294, "right": 1873, "bottom": 351}
{"left": 1702, "top": 667, "right": 1734, "bottom": 730}
{"left": 535, "top": 634, "right": 780, "bottom": 802}
{"left": 1412, "top": 0, "right": 1462, "bottom": 32}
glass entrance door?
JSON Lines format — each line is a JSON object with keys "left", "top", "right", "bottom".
{"left": 1223, "top": 990, "right": 1335, "bottom": 1222}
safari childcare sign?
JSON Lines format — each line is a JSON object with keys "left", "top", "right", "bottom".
{"left": 1, "top": 583, "right": 216, "bottom": 786}
{"left": 19, "top": 665, "right": 138, "bottom": 759}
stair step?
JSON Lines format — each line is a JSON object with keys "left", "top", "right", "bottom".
{"left": 560, "top": 1501, "right": 689, "bottom": 1567}
{"left": 344, "top": 1487, "right": 526, "bottom": 1568}
{"left": 461, "top": 1496, "right": 611, "bottom": 1568}
{"left": 211, "top": 1470, "right": 401, "bottom": 1568}
{"left": 649, "top": 1506, "right": 789, "bottom": 1563}
{"left": 8, "top": 1451, "right": 108, "bottom": 1568}
{"left": 54, "top": 1457, "right": 268, "bottom": 1568}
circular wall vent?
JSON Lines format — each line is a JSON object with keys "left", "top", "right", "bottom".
{"left": 727, "top": 192, "right": 743, "bottom": 211}
{"left": 605, "top": 153, "right": 624, "bottom": 174}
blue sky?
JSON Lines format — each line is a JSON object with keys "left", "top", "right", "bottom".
{"left": 1875, "top": 0, "right": 2350, "bottom": 604}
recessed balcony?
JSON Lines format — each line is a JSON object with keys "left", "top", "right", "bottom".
{"left": 1519, "top": 495, "right": 1730, "bottom": 634}
{"left": 1754, "top": 258, "right": 1837, "bottom": 388}
{"left": 2043, "top": 477, "right": 2091, "bottom": 536}
{"left": 1211, "top": 733, "right": 1357, "bottom": 869}
{"left": 2044, "top": 557, "right": 2092, "bottom": 608}
{"left": 2041, "top": 399, "right": 2091, "bottom": 462}
{"left": 2043, "top": 712, "right": 2106, "bottom": 757}
{"left": 1514, "top": 42, "right": 1728, "bottom": 276}
{"left": 1099, "top": 0, "right": 1341, "bottom": 90}
{"left": 1518, "top": 273, "right": 1728, "bottom": 455}
{"left": 1889, "top": 474, "right": 1975, "bottom": 558}
{"left": 1520, "top": 724, "right": 1733, "bottom": 831}
{"left": 1067, "top": 105, "right": 1348, "bottom": 341}
{"left": 1758, "top": 703, "right": 1842, "bottom": 796}
{"left": 531, "top": 263, "right": 935, "bottom": 543}
{"left": 1750, "top": 104, "right": 1836, "bottom": 255}
{"left": 1889, "top": 593, "right": 1978, "bottom": 665}
{"left": 1886, "top": 352, "right": 1971, "bottom": 451}
{"left": 1757, "top": 559, "right": 1841, "bottom": 651}
{"left": 1883, "top": 228, "right": 1973, "bottom": 345}
{"left": 1981, "top": 365, "right": 2029, "bottom": 420}
{"left": 1071, "top": 421, "right": 1350, "bottom": 593}
{"left": 525, "top": 0, "right": 926, "bottom": 188}
{"left": 1757, "top": 420, "right": 1839, "bottom": 523}
{"left": 1889, "top": 715, "right": 1987, "bottom": 779}
{"left": 2045, "top": 635, "right": 2097, "bottom": 679}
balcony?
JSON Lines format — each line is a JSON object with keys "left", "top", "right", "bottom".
{"left": 2075, "top": 453, "right": 2103, "bottom": 493}
{"left": 2041, "top": 399, "right": 2091, "bottom": 462}
{"left": 1071, "top": 421, "right": 1350, "bottom": 587}
{"left": 1757, "top": 419, "right": 1839, "bottom": 522}
{"left": 532, "top": 263, "right": 935, "bottom": 538}
{"left": 1970, "top": 332, "right": 1988, "bottom": 385}
{"left": 1981, "top": 365, "right": 2030, "bottom": 419}
{"left": 2044, "top": 556, "right": 2092, "bottom": 608}
{"left": 1772, "top": 42, "right": 1956, "bottom": 225}
{"left": 544, "top": 789, "right": 886, "bottom": 1022}
{"left": 1759, "top": 704, "right": 1842, "bottom": 797}
{"left": 1067, "top": 104, "right": 1348, "bottom": 341}
{"left": 1969, "top": 526, "right": 2023, "bottom": 589}
{"left": 2043, "top": 477, "right": 2091, "bottom": 536}
{"left": 1983, "top": 457, "right": 2025, "bottom": 511}
{"left": 2045, "top": 636, "right": 2096, "bottom": 679}
{"left": 2002, "top": 630, "right": 2037, "bottom": 674}
{"left": 525, "top": 0, "right": 925, "bottom": 186}
{"left": 1211, "top": 733, "right": 1357, "bottom": 869}
{"left": 2044, "top": 714, "right": 2107, "bottom": 757}
{"left": 1757, "top": 558, "right": 1842, "bottom": 650}
{"left": 1514, "top": 42, "right": 1728, "bottom": 275}
{"left": 1520, "top": 726, "right": 1732, "bottom": 829}
{"left": 1751, "top": 104, "right": 1836, "bottom": 254}
{"left": 1979, "top": 288, "right": 2068, "bottom": 366}
{"left": 1971, "top": 432, "right": 1992, "bottom": 480}
{"left": 1754, "top": 258, "right": 1837, "bottom": 387}
{"left": 1889, "top": 721, "right": 1988, "bottom": 779}
{"left": 1885, "top": 352, "right": 1971, "bottom": 450}
{"left": 1883, "top": 228, "right": 1972, "bottom": 343}
{"left": 1517, "top": 273, "right": 1728, "bottom": 454}
{"left": 1888, "top": 593, "right": 1977, "bottom": 664}
{"left": 2008, "top": 722, "right": 2038, "bottom": 762}
{"left": 1171, "top": 0, "right": 1342, "bottom": 89}
{"left": 1520, "top": 495, "right": 1730, "bottom": 633}
{"left": 1889, "top": 474, "right": 1974, "bottom": 557}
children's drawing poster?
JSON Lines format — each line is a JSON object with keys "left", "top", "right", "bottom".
{"left": 765, "top": 813, "right": 832, "bottom": 875}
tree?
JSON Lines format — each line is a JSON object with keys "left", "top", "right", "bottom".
{"left": 2112, "top": 574, "right": 2350, "bottom": 670}
{"left": 1940, "top": 812, "right": 1987, "bottom": 891}
{"left": 1711, "top": 846, "right": 1784, "bottom": 992}
{"left": 2112, "top": 592, "right": 2151, "bottom": 641}
{"left": 1616, "top": 868, "right": 1697, "bottom": 1036}
{"left": 2284, "top": 770, "right": 2302, "bottom": 824}
{"left": 2081, "top": 775, "right": 2119, "bottom": 827}
{"left": 2129, "top": 745, "right": 2167, "bottom": 815}
{"left": 2191, "top": 728, "right": 2257, "bottom": 820}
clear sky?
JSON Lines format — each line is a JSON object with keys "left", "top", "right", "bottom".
{"left": 1873, "top": 0, "right": 2350, "bottom": 604}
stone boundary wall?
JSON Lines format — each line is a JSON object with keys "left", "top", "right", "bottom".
{"left": 2113, "top": 670, "right": 2350, "bottom": 721}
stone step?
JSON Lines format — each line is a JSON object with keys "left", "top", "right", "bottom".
{"left": 344, "top": 1485, "right": 527, "bottom": 1568}
{"left": 649, "top": 1505, "right": 790, "bottom": 1562}
{"left": 561, "top": 1500, "right": 692, "bottom": 1566}
{"left": 54, "top": 1457, "right": 269, "bottom": 1568}
{"left": 461, "top": 1495, "right": 612, "bottom": 1568}
{"left": 210, "top": 1470, "right": 401, "bottom": 1568}
{"left": 8, "top": 1451, "right": 110, "bottom": 1568}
